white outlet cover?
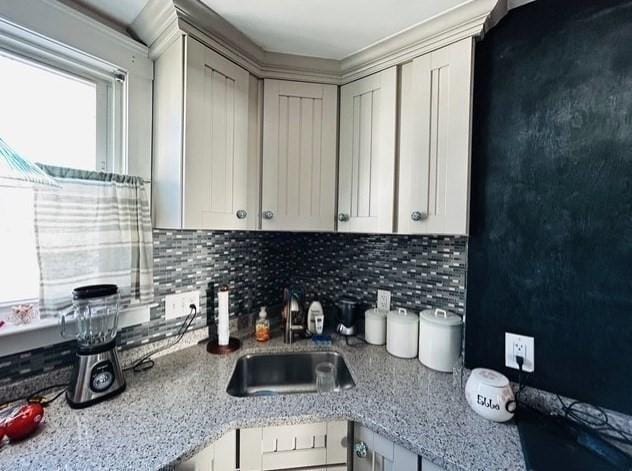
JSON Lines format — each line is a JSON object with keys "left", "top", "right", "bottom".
{"left": 377, "top": 289, "right": 391, "bottom": 312}
{"left": 165, "top": 291, "right": 200, "bottom": 320}
{"left": 505, "top": 332, "right": 535, "bottom": 372}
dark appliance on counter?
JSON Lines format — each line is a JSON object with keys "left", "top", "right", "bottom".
{"left": 517, "top": 405, "right": 632, "bottom": 470}
{"left": 336, "top": 298, "right": 358, "bottom": 337}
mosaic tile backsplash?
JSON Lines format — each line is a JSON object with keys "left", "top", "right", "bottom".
{"left": 286, "top": 233, "right": 467, "bottom": 317}
{"left": 0, "top": 230, "right": 467, "bottom": 385}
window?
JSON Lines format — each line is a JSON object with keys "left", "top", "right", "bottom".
{"left": 0, "top": 49, "right": 125, "bottom": 309}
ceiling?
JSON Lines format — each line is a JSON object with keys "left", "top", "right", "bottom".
{"left": 74, "top": 0, "right": 471, "bottom": 59}
{"left": 198, "top": 0, "right": 470, "bottom": 59}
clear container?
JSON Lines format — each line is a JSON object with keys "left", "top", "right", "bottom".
{"left": 255, "top": 306, "right": 270, "bottom": 342}
{"left": 315, "top": 362, "right": 336, "bottom": 393}
{"left": 61, "top": 284, "right": 120, "bottom": 348}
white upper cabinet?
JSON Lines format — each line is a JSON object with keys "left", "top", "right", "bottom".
{"left": 398, "top": 38, "right": 474, "bottom": 235}
{"left": 184, "top": 38, "right": 252, "bottom": 229}
{"left": 152, "top": 36, "right": 260, "bottom": 230}
{"left": 338, "top": 67, "right": 397, "bottom": 233}
{"left": 261, "top": 79, "right": 338, "bottom": 231}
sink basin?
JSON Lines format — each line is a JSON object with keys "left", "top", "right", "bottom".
{"left": 226, "top": 351, "right": 355, "bottom": 397}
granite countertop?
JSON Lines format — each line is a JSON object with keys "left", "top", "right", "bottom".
{"left": 0, "top": 333, "right": 525, "bottom": 470}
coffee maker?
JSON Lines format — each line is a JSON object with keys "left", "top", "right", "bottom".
{"left": 62, "top": 284, "right": 126, "bottom": 408}
{"left": 336, "top": 298, "right": 358, "bottom": 336}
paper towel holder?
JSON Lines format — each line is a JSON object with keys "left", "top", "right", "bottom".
{"left": 207, "top": 285, "right": 241, "bottom": 354}
{"left": 207, "top": 337, "right": 241, "bottom": 354}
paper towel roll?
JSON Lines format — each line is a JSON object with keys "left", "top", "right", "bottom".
{"left": 218, "top": 286, "right": 230, "bottom": 346}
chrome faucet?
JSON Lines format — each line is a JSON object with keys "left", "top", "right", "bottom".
{"left": 283, "top": 289, "right": 304, "bottom": 344}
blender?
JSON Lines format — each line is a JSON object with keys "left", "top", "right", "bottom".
{"left": 61, "top": 284, "right": 126, "bottom": 408}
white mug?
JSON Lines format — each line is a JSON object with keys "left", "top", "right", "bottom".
{"left": 465, "top": 368, "right": 516, "bottom": 422}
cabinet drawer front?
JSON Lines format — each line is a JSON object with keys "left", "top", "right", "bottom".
{"left": 262, "top": 448, "right": 328, "bottom": 470}
{"left": 338, "top": 67, "right": 397, "bottom": 234}
{"left": 262, "top": 79, "right": 338, "bottom": 231}
{"left": 262, "top": 422, "right": 327, "bottom": 452}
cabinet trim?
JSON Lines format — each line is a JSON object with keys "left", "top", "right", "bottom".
{"left": 132, "top": 0, "right": 508, "bottom": 85}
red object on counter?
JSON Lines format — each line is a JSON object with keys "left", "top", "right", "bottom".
{"left": 4, "top": 403, "right": 44, "bottom": 441}
{"left": 0, "top": 422, "right": 5, "bottom": 441}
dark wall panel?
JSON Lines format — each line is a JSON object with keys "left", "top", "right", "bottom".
{"left": 466, "top": 0, "right": 632, "bottom": 414}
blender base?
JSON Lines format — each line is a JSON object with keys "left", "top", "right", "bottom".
{"left": 66, "top": 341, "right": 126, "bottom": 409}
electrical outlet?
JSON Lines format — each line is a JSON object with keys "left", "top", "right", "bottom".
{"left": 165, "top": 290, "right": 200, "bottom": 320}
{"left": 377, "top": 289, "right": 391, "bottom": 312}
{"left": 505, "top": 332, "right": 535, "bottom": 372}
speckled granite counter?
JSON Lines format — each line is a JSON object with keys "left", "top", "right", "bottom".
{"left": 0, "top": 334, "right": 525, "bottom": 470}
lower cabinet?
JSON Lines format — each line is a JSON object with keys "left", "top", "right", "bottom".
{"left": 176, "top": 421, "right": 441, "bottom": 471}
{"left": 352, "top": 423, "right": 417, "bottom": 471}
{"left": 240, "top": 421, "right": 348, "bottom": 471}
{"left": 177, "top": 430, "right": 236, "bottom": 471}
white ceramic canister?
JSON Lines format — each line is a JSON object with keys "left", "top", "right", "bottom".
{"left": 418, "top": 308, "right": 463, "bottom": 372}
{"left": 465, "top": 368, "right": 516, "bottom": 422}
{"left": 386, "top": 308, "right": 419, "bottom": 358}
{"left": 364, "top": 308, "right": 387, "bottom": 345}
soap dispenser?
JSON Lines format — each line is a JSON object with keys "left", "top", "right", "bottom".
{"left": 255, "top": 306, "right": 270, "bottom": 342}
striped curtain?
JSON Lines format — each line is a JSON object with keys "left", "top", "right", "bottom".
{"left": 34, "top": 165, "right": 153, "bottom": 318}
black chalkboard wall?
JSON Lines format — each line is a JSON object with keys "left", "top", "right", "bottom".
{"left": 465, "top": 0, "right": 632, "bottom": 415}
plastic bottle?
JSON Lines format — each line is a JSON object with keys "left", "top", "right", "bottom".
{"left": 255, "top": 306, "right": 270, "bottom": 342}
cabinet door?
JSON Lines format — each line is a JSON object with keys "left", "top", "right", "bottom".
{"left": 184, "top": 37, "right": 254, "bottom": 230}
{"left": 398, "top": 38, "right": 474, "bottom": 235}
{"left": 353, "top": 424, "right": 417, "bottom": 471}
{"left": 262, "top": 79, "right": 338, "bottom": 231}
{"left": 176, "top": 430, "right": 236, "bottom": 471}
{"left": 338, "top": 67, "right": 397, "bottom": 233}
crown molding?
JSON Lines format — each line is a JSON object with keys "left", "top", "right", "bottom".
{"left": 131, "top": 0, "right": 508, "bottom": 84}
{"left": 0, "top": 0, "right": 152, "bottom": 79}
{"left": 340, "top": 0, "right": 508, "bottom": 83}
{"left": 130, "top": 0, "right": 178, "bottom": 58}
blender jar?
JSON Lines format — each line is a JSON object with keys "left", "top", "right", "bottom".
{"left": 61, "top": 285, "right": 120, "bottom": 349}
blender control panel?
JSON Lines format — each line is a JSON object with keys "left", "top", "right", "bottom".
{"left": 90, "top": 361, "right": 115, "bottom": 393}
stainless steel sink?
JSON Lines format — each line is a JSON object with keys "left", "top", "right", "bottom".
{"left": 226, "top": 351, "right": 355, "bottom": 397}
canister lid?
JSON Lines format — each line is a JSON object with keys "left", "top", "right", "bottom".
{"left": 387, "top": 308, "right": 419, "bottom": 325}
{"left": 365, "top": 308, "right": 387, "bottom": 320}
{"left": 420, "top": 308, "right": 463, "bottom": 327}
{"left": 470, "top": 368, "right": 509, "bottom": 388}
{"left": 72, "top": 284, "right": 118, "bottom": 300}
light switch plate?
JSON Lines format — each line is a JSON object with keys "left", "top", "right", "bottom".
{"left": 165, "top": 290, "right": 200, "bottom": 320}
{"left": 377, "top": 289, "right": 391, "bottom": 312}
{"left": 505, "top": 332, "right": 535, "bottom": 372}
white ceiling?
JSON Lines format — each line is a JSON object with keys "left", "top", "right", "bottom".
{"left": 200, "top": 0, "right": 470, "bottom": 59}
{"left": 73, "top": 0, "right": 471, "bottom": 60}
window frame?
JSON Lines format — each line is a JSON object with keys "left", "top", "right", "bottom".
{"left": 0, "top": 29, "right": 128, "bottom": 175}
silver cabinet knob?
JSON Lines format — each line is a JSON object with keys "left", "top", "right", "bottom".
{"left": 338, "top": 213, "right": 349, "bottom": 222}
{"left": 262, "top": 210, "right": 274, "bottom": 220}
{"left": 354, "top": 441, "right": 368, "bottom": 458}
{"left": 411, "top": 211, "right": 427, "bottom": 221}
{"left": 236, "top": 210, "right": 247, "bottom": 219}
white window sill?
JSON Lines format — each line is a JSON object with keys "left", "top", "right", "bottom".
{"left": 0, "top": 303, "right": 153, "bottom": 357}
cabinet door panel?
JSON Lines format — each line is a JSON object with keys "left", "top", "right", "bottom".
{"left": 184, "top": 37, "right": 252, "bottom": 230}
{"left": 353, "top": 423, "right": 417, "bottom": 471}
{"left": 338, "top": 67, "right": 397, "bottom": 233}
{"left": 262, "top": 79, "right": 338, "bottom": 231}
{"left": 398, "top": 38, "right": 473, "bottom": 235}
